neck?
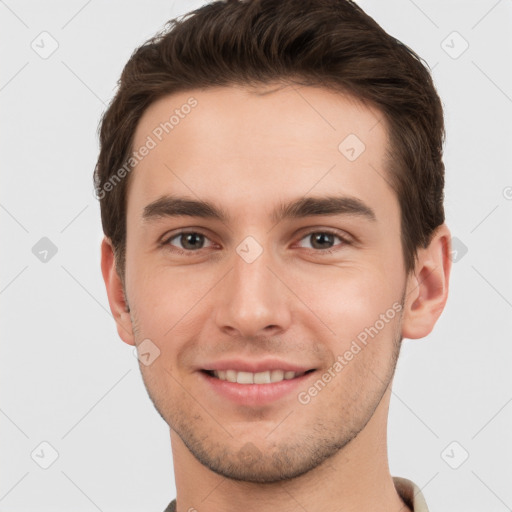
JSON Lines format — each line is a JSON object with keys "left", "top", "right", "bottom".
{"left": 170, "top": 386, "right": 410, "bottom": 512}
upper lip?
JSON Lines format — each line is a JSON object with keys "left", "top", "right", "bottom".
{"left": 199, "top": 358, "right": 315, "bottom": 374}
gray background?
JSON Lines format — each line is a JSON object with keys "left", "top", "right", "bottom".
{"left": 1, "top": 0, "right": 511, "bottom": 510}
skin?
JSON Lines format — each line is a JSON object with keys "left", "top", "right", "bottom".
{"left": 101, "top": 84, "right": 451, "bottom": 512}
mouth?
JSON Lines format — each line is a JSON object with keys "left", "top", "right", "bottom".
{"left": 201, "top": 368, "right": 316, "bottom": 384}
{"left": 199, "top": 367, "right": 317, "bottom": 406}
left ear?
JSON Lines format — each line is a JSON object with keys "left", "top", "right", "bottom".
{"left": 401, "top": 223, "right": 452, "bottom": 339}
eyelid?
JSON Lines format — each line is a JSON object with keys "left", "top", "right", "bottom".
{"left": 294, "top": 226, "right": 354, "bottom": 243}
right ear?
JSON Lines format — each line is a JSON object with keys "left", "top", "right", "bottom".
{"left": 100, "top": 237, "right": 135, "bottom": 346}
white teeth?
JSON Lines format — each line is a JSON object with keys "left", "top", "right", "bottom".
{"left": 254, "top": 371, "right": 271, "bottom": 384}
{"left": 236, "top": 371, "right": 253, "bottom": 384}
{"left": 211, "top": 369, "right": 303, "bottom": 384}
{"left": 270, "top": 369, "right": 284, "bottom": 382}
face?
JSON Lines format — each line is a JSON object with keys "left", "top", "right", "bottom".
{"left": 118, "top": 84, "right": 413, "bottom": 482}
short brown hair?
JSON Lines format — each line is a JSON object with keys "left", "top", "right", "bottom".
{"left": 93, "top": 0, "right": 445, "bottom": 284}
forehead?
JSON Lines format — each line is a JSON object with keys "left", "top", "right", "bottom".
{"left": 127, "top": 84, "right": 396, "bottom": 224}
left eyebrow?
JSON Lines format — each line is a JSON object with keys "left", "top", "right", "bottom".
{"left": 271, "top": 195, "right": 376, "bottom": 224}
{"left": 141, "top": 194, "right": 377, "bottom": 224}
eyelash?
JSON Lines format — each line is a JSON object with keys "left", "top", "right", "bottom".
{"left": 160, "top": 228, "right": 352, "bottom": 256}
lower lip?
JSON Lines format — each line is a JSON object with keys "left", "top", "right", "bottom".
{"left": 199, "top": 371, "right": 316, "bottom": 406}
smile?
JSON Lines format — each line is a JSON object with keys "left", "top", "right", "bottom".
{"left": 200, "top": 368, "right": 317, "bottom": 406}
{"left": 204, "top": 369, "right": 313, "bottom": 384}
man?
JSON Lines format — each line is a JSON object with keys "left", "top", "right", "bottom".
{"left": 94, "top": 1, "right": 451, "bottom": 510}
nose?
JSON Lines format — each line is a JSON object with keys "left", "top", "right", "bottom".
{"left": 214, "top": 245, "right": 292, "bottom": 339}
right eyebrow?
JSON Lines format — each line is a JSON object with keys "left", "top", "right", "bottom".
{"left": 142, "top": 195, "right": 229, "bottom": 223}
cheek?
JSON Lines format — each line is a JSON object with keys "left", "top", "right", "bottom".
{"left": 289, "top": 262, "right": 400, "bottom": 338}
{"left": 127, "top": 258, "right": 219, "bottom": 364}
{"left": 128, "top": 243, "right": 193, "bottom": 311}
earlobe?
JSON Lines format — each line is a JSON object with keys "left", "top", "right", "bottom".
{"left": 401, "top": 224, "right": 452, "bottom": 340}
{"left": 100, "top": 237, "right": 135, "bottom": 346}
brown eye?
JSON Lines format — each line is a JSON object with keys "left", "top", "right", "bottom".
{"left": 164, "top": 231, "right": 213, "bottom": 252}
{"left": 297, "top": 230, "right": 350, "bottom": 252}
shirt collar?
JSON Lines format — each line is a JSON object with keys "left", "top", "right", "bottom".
{"left": 393, "top": 476, "right": 430, "bottom": 512}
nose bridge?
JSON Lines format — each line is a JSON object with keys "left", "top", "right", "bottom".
{"left": 233, "top": 243, "right": 273, "bottom": 298}
{"left": 214, "top": 238, "right": 291, "bottom": 336}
